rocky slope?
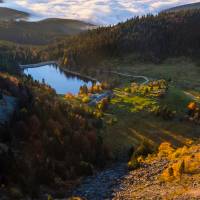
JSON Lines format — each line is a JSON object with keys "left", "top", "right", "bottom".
{"left": 68, "top": 143, "right": 200, "bottom": 200}
{"left": 113, "top": 160, "right": 200, "bottom": 199}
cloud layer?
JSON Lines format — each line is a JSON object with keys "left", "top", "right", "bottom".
{"left": 0, "top": 0, "right": 199, "bottom": 24}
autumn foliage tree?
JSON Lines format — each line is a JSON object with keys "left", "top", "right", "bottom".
{"left": 0, "top": 73, "right": 110, "bottom": 197}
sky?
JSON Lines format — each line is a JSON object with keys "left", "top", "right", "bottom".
{"left": 0, "top": 0, "right": 199, "bottom": 24}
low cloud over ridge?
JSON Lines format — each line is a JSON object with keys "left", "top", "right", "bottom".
{"left": 0, "top": 0, "right": 199, "bottom": 24}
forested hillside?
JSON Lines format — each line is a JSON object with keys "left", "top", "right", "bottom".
{"left": 0, "top": 72, "right": 109, "bottom": 198}
{"left": 1, "top": 9, "right": 200, "bottom": 74}
{"left": 54, "top": 9, "right": 200, "bottom": 71}
{"left": 0, "top": 40, "right": 42, "bottom": 72}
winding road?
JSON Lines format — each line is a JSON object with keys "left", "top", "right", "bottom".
{"left": 104, "top": 71, "right": 149, "bottom": 85}
{"left": 184, "top": 91, "right": 200, "bottom": 102}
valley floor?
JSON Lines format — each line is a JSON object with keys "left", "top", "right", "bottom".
{"left": 65, "top": 57, "right": 200, "bottom": 200}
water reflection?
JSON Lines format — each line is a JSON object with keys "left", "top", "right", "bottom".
{"left": 24, "top": 65, "right": 93, "bottom": 94}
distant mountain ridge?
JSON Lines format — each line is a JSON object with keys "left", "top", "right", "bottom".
{"left": 0, "top": 7, "right": 96, "bottom": 45}
{"left": 0, "top": 7, "right": 29, "bottom": 21}
{"left": 164, "top": 2, "right": 200, "bottom": 13}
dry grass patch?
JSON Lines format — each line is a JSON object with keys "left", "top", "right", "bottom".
{"left": 146, "top": 142, "right": 200, "bottom": 181}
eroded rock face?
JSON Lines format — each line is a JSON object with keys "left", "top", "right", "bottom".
{"left": 0, "top": 95, "right": 17, "bottom": 125}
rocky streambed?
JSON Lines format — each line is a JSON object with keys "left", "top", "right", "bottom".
{"left": 68, "top": 163, "right": 128, "bottom": 200}
{"left": 65, "top": 159, "right": 172, "bottom": 200}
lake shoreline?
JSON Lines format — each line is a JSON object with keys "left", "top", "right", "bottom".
{"left": 21, "top": 62, "right": 98, "bottom": 94}
{"left": 61, "top": 68, "right": 98, "bottom": 82}
{"left": 19, "top": 61, "right": 58, "bottom": 69}
{"left": 20, "top": 61, "right": 97, "bottom": 83}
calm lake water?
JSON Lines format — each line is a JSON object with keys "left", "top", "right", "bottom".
{"left": 24, "top": 65, "right": 93, "bottom": 95}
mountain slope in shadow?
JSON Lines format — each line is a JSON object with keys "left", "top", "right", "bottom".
{"left": 164, "top": 2, "right": 200, "bottom": 13}
{"left": 0, "top": 7, "right": 96, "bottom": 45}
{"left": 0, "top": 7, "right": 29, "bottom": 21}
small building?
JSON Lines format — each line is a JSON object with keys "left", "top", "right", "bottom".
{"left": 89, "top": 91, "right": 113, "bottom": 106}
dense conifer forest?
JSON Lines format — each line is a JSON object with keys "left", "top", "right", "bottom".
{"left": 58, "top": 10, "right": 200, "bottom": 69}
{"left": 0, "top": 73, "right": 109, "bottom": 198}
{"left": 1, "top": 9, "right": 200, "bottom": 73}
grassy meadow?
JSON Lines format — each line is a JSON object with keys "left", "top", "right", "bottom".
{"left": 100, "top": 56, "right": 200, "bottom": 91}
{"left": 102, "top": 88, "right": 199, "bottom": 157}
{"left": 65, "top": 58, "right": 200, "bottom": 158}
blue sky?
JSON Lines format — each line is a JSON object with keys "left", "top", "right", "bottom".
{"left": 0, "top": 0, "right": 199, "bottom": 24}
